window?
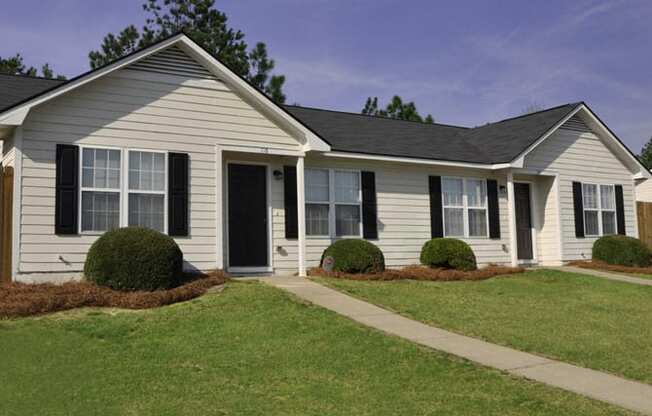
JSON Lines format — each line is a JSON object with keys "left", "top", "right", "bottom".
{"left": 81, "top": 148, "right": 121, "bottom": 232}
{"left": 79, "top": 147, "right": 168, "bottom": 234}
{"left": 305, "top": 168, "right": 362, "bottom": 237}
{"left": 442, "top": 177, "right": 488, "bottom": 238}
{"left": 128, "top": 151, "right": 166, "bottom": 232}
{"left": 582, "top": 183, "right": 616, "bottom": 236}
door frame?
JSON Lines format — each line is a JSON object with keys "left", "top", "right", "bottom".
{"left": 514, "top": 180, "right": 538, "bottom": 264}
{"left": 225, "top": 160, "right": 273, "bottom": 273}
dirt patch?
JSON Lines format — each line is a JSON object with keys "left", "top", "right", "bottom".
{"left": 568, "top": 260, "right": 652, "bottom": 275}
{"left": 0, "top": 270, "right": 228, "bottom": 319}
{"left": 308, "top": 265, "right": 524, "bottom": 281}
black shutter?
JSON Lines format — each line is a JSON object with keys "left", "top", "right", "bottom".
{"left": 487, "top": 179, "right": 500, "bottom": 239}
{"left": 284, "top": 166, "right": 298, "bottom": 239}
{"left": 168, "top": 152, "right": 189, "bottom": 236}
{"left": 361, "top": 171, "right": 378, "bottom": 239}
{"left": 615, "top": 184, "right": 626, "bottom": 235}
{"left": 55, "top": 144, "right": 79, "bottom": 234}
{"left": 572, "top": 181, "right": 584, "bottom": 238}
{"left": 429, "top": 176, "right": 443, "bottom": 238}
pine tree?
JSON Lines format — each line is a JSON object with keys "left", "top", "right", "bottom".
{"left": 361, "top": 95, "right": 433, "bottom": 123}
{"left": 88, "top": 0, "right": 286, "bottom": 102}
{"left": 0, "top": 54, "right": 65, "bottom": 79}
{"left": 639, "top": 136, "right": 652, "bottom": 169}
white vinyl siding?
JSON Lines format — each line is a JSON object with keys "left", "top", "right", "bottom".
{"left": 524, "top": 124, "right": 636, "bottom": 262}
{"left": 269, "top": 157, "right": 510, "bottom": 274}
{"left": 15, "top": 46, "right": 303, "bottom": 278}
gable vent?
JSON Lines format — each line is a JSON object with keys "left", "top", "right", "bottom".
{"left": 560, "top": 115, "right": 591, "bottom": 133}
{"left": 128, "top": 46, "right": 217, "bottom": 80}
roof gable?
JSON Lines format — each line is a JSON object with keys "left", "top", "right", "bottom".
{"left": 0, "top": 33, "right": 330, "bottom": 152}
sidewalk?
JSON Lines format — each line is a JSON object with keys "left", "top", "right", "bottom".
{"left": 261, "top": 276, "right": 652, "bottom": 415}
{"left": 549, "top": 266, "right": 652, "bottom": 286}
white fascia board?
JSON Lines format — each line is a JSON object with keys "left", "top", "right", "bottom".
{"left": 323, "top": 151, "right": 509, "bottom": 170}
{"left": 509, "top": 105, "right": 582, "bottom": 168}
{"left": 0, "top": 34, "right": 187, "bottom": 127}
{"left": 175, "top": 38, "right": 331, "bottom": 153}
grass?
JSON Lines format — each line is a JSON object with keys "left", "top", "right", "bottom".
{"left": 317, "top": 269, "right": 652, "bottom": 385}
{"left": 0, "top": 281, "right": 633, "bottom": 415}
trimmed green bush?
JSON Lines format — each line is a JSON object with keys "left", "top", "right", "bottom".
{"left": 84, "top": 227, "right": 184, "bottom": 291}
{"left": 321, "top": 239, "right": 385, "bottom": 273}
{"left": 420, "top": 238, "right": 477, "bottom": 271}
{"left": 592, "top": 235, "right": 651, "bottom": 267}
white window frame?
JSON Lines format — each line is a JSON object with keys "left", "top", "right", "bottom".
{"left": 78, "top": 145, "right": 169, "bottom": 235}
{"left": 126, "top": 149, "right": 168, "bottom": 234}
{"left": 78, "top": 145, "right": 123, "bottom": 235}
{"left": 581, "top": 183, "right": 616, "bottom": 237}
{"left": 305, "top": 168, "right": 363, "bottom": 238}
{"left": 441, "top": 176, "right": 489, "bottom": 238}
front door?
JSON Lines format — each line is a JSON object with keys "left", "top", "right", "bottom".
{"left": 514, "top": 183, "right": 533, "bottom": 261}
{"left": 228, "top": 164, "right": 268, "bottom": 269}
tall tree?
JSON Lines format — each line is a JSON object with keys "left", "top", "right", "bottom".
{"left": 362, "top": 95, "right": 434, "bottom": 123}
{"left": 88, "top": 0, "right": 286, "bottom": 103}
{"left": 639, "top": 136, "right": 652, "bottom": 169}
{"left": 0, "top": 54, "right": 65, "bottom": 79}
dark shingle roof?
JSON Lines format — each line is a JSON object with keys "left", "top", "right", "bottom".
{"left": 0, "top": 73, "right": 65, "bottom": 112}
{"left": 0, "top": 69, "right": 581, "bottom": 165}
{"left": 285, "top": 103, "right": 580, "bottom": 164}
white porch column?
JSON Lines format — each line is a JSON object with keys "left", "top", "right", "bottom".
{"left": 506, "top": 170, "right": 518, "bottom": 267}
{"left": 215, "top": 145, "right": 224, "bottom": 270}
{"left": 296, "top": 156, "right": 307, "bottom": 276}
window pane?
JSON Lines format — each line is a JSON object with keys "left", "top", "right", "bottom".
{"left": 82, "top": 148, "right": 120, "bottom": 190}
{"left": 444, "top": 207, "right": 464, "bottom": 236}
{"left": 584, "top": 211, "right": 599, "bottom": 235}
{"left": 582, "top": 184, "right": 598, "bottom": 209}
{"left": 467, "top": 179, "right": 486, "bottom": 208}
{"left": 334, "top": 171, "right": 360, "bottom": 203}
{"left": 129, "top": 193, "right": 165, "bottom": 232}
{"left": 442, "top": 178, "right": 463, "bottom": 206}
{"left": 600, "top": 185, "right": 615, "bottom": 210}
{"left": 305, "top": 203, "right": 329, "bottom": 236}
{"left": 336, "top": 205, "right": 360, "bottom": 236}
{"left": 305, "top": 169, "right": 329, "bottom": 202}
{"left": 81, "top": 191, "right": 120, "bottom": 232}
{"left": 602, "top": 211, "right": 616, "bottom": 235}
{"left": 468, "top": 209, "right": 487, "bottom": 237}
{"left": 129, "top": 151, "right": 164, "bottom": 191}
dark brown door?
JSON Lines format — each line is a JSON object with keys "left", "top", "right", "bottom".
{"left": 514, "top": 183, "right": 533, "bottom": 260}
{"left": 228, "top": 164, "right": 268, "bottom": 268}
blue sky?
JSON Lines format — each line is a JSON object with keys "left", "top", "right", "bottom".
{"left": 1, "top": 0, "right": 651, "bottom": 152}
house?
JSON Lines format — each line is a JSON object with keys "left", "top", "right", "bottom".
{"left": 0, "top": 33, "right": 649, "bottom": 283}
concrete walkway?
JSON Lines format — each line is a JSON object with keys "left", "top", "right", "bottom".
{"left": 550, "top": 266, "right": 652, "bottom": 286}
{"left": 261, "top": 276, "right": 652, "bottom": 415}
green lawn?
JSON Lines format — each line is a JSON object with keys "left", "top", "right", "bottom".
{"left": 317, "top": 269, "right": 652, "bottom": 385}
{"left": 0, "top": 281, "right": 632, "bottom": 415}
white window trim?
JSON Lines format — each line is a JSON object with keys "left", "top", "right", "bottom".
{"left": 126, "top": 149, "right": 168, "bottom": 234}
{"left": 582, "top": 183, "right": 616, "bottom": 237}
{"left": 441, "top": 176, "right": 490, "bottom": 238}
{"left": 78, "top": 145, "right": 169, "bottom": 235}
{"left": 305, "top": 168, "right": 363, "bottom": 238}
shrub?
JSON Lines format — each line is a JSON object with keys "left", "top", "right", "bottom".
{"left": 592, "top": 235, "right": 651, "bottom": 267}
{"left": 84, "top": 227, "right": 184, "bottom": 291}
{"left": 320, "top": 239, "right": 385, "bottom": 273}
{"left": 420, "top": 238, "right": 477, "bottom": 271}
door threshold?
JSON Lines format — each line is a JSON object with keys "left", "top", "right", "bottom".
{"left": 228, "top": 267, "right": 272, "bottom": 274}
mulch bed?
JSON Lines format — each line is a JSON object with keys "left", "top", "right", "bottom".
{"left": 0, "top": 270, "right": 228, "bottom": 319}
{"left": 568, "top": 260, "right": 652, "bottom": 275}
{"left": 308, "top": 265, "right": 524, "bottom": 281}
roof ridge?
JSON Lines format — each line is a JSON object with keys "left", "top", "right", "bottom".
{"left": 479, "top": 102, "right": 582, "bottom": 126}
{"left": 284, "top": 104, "right": 470, "bottom": 129}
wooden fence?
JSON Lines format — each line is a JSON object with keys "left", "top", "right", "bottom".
{"left": 0, "top": 166, "right": 13, "bottom": 283}
{"left": 637, "top": 202, "right": 652, "bottom": 249}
